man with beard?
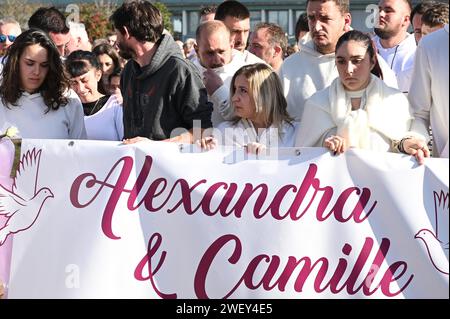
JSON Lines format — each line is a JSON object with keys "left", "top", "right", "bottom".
{"left": 193, "top": 20, "right": 252, "bottom": 126}
{"left": 214, "top": 0, "right": 264, "bottom": 64}
{"left": 373, "top": 0, "right": 416, "bottom": 93}
{"left": 110, "top": 1, "right": 212, "bottom": 142}
{"left": 279, "top": 0, "right": 398, "bottom": 121}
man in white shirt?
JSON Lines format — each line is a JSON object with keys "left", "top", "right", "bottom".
{"left": 409, "top": 25, "right": 449, "bottom": 158}
{"left": 214, "top": 0, "right": 263, "bottom": 64}
{"left": 194, "top": 20, "right": 250, "bottom": 126}
{"left": 279, "top": 0, "right": 352, "bottom": 121}
{"left": 373, "top": 0, "right": 416, "bottom": 93}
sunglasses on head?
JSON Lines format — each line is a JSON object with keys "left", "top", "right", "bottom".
{"left": 0, "top": 35, "right": 17, "bottom": 43}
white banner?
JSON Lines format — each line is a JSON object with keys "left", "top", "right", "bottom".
{"left": 0, "top": 139, "right": 448, "bottom": 298}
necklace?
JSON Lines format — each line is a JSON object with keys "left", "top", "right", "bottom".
{"left": 89, "top": 99, "right": 100, "bottom": 116}
{"left": 85, "top": 98, "right": 103, "bottom": 116}
{"left": 390, "top": 44, "right": 400, "bottom": 69}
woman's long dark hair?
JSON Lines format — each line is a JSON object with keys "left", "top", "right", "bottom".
{"left": 0, "top": 28, "right": 69, "bottom": 110}
{"left": 92, "top": 43, "right": 121, "bottom": 72}
{"left": 335, "top": 30, "right": 384, "bottom": 80}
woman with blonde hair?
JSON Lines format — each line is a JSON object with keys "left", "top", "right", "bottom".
{"left": 295, "top": 30, "right": 429, "bottom": 164}
{"left": 199, "top": 63, "right": 298, "bottom": 154}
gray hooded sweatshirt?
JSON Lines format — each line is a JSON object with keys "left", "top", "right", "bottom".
{"left": 120, "top": 34, "right": 212, "bottom": 140}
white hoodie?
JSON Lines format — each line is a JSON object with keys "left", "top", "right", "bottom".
{"left": 0, "top": 91, "right": 86, "bottom": 139}
{"left": 374, "top": 33, "right": 416, "bottom": 93}
{"left": 408, "top": 25, "right": 449, "bottom": 158}
{"left": 279, "top": 35, "right": 398, "bottom": 122}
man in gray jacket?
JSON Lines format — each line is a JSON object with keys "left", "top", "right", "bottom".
{"left": 110, "top": 0, "right": 212, "bottom": 142}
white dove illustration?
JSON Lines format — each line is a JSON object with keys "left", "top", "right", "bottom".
{"left": 415, "top": 190, "right": 449, "bottom": 275}
{"left": 0, "top": 148, "right": 54, "bottom": 246}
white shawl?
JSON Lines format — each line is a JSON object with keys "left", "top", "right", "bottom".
{"left": 296, "top": 74, "right": 414, "bottom": 151}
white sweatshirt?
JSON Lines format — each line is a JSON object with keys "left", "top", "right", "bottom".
{"left": 374, "top": 33, "right": 416, "bottom": 93}
{"left": 408, "top": 25, "right": 449, "bottom": 158}
{"left": 216, "top": 119, "right": 299, "bottom": 148}
{"left": 0, "top": 91, "right": 86, "bottom": 139}
{"left": 84, "top": 95, "right": 124, "bottom": 141}
{"left": 279, "top": 35, "right": 398, "bottom": 122}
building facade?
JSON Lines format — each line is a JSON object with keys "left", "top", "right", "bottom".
{"left": 18, "top": 0, "right": 425, "bottom": 41}
{"left": 160, "top": 0, "right": 421, "bottom": 41}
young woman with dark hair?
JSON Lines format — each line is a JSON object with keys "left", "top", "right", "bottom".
{"left": 0, "top": 29, "right": 85, "bottom": 139}
{"left": 65, "top": 50, "right": 123, "bottom": 141}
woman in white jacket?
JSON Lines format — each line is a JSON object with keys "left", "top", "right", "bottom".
{"left": 295, "top": 30, "right": 429, "bottom": 164}
{"left": 0, "top": 29, "right": 86, "bottom": 139}
{"left": 198, "top": 63, "right": 298, "bottom": 155}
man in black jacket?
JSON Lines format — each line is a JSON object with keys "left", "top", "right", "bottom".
{"left": 110, "top": 0, "right": 212, "bottom": 142}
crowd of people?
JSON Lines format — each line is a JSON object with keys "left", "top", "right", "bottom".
{"left": 0, "top": 0, "right": 448, "bottom": 156}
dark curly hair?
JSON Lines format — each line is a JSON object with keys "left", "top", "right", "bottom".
{"left": 28, "top": 6, "right": 70, "bottom": 34}
{"left": 422, "top": 2, "right": 449, "bottom": 27}
{"left": 0, "top": 28, "right": 69, "bottom": 111}
{"left": 110, "top": 0, "right": 163, "bottom": 43}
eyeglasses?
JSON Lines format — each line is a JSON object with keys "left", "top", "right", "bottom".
{"left": 0, "top": 35, "right": 17, "bottom": 43}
